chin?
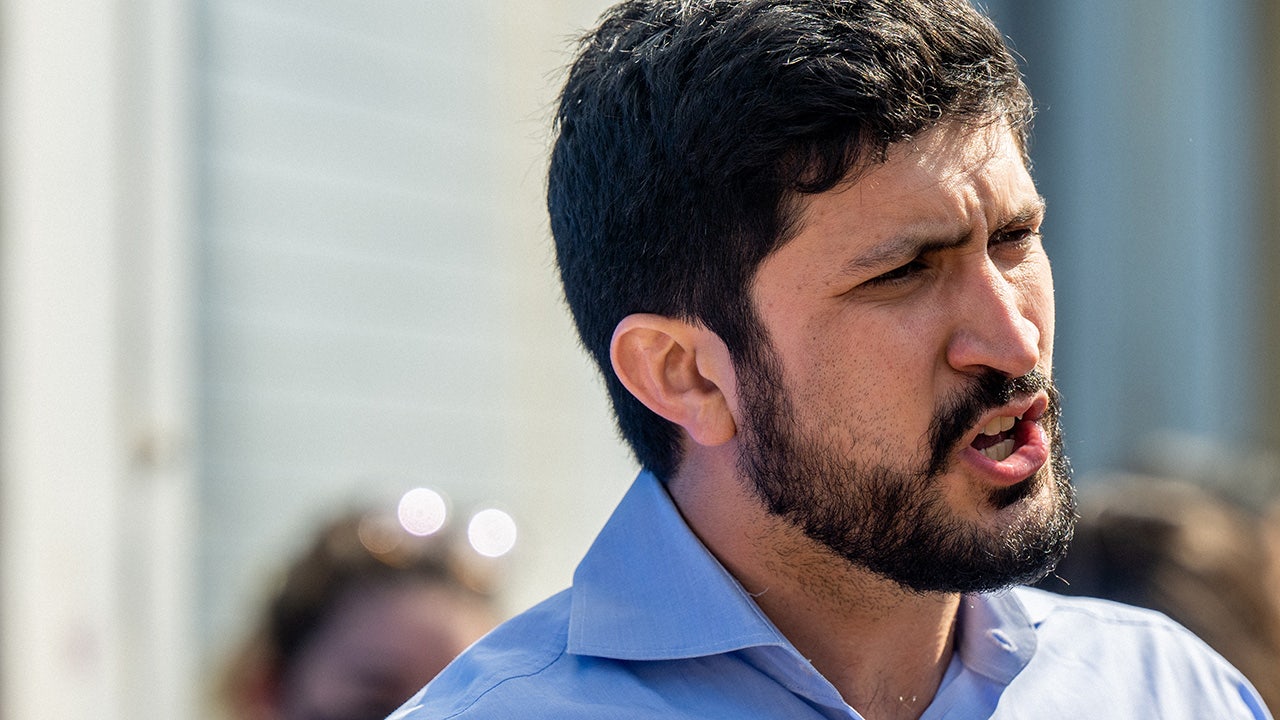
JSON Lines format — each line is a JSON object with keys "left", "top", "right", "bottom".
{"left": 988, "top": 472, "right": 1040, "bottom": 509}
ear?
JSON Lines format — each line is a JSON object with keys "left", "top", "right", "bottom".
{"left": 610, "top": 314, "right": 737, "bottom": 447}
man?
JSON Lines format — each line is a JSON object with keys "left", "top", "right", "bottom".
{"left": 391, "top": 1, "right": 1272, "bottom": 718}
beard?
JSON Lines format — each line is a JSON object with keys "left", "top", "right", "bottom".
{"left": 735, "top": 347, "right": 1076, "bottom": 595}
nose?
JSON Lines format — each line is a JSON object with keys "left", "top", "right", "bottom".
{"left": 944, "top": 259, "right": 1041, "bottom": 378}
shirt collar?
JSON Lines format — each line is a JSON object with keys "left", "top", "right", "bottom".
{"left": 955, "top": 590, "right": 1037, "bottom": 684}
{"left": 568, "top": 469, "right": 1039, "bottom": 689}
{"left": 568, "top": 470, "right": 788, "bottom": 660}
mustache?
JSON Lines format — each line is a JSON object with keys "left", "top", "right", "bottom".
{"left": 925, "top": 369, "right": 1059, "bottom": 477}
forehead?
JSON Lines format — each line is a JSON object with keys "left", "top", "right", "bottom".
{"left": 783, "top": 120, "right": 1037, "bottom": 260}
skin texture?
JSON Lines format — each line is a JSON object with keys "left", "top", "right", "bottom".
{"left": 612, "top": 119, "right": 1065, "bottom": 720}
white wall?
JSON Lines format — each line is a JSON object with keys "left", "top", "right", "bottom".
{"left": 1, "top": 1, "right": 634, "bottom": 717}
{"left": 0, "top": 1, "right": 197, "bottom": 718}
{"left": 193, "top": 0, "right": 634, "bottom": 709}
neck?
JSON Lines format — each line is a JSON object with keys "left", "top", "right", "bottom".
{"left": 668, "top": 453, "right": 961, "bottom": 720}
{"left": 757, "top": 567, "right": 959, "bottom": 720}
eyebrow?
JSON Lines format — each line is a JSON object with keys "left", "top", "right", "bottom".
{"left": 1000, "top": 195, "right": 1047, "bottom": 233}
{"left": 840, "top": 195, "right": 1046, "bottom": 277}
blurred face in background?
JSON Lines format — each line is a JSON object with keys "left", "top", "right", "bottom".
{"left": 274, "top": 581, "right": 495, "bottom": 720}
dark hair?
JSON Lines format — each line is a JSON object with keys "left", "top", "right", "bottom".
{"left": 549, "top": 0, "right": 1033, "bottom": 480}
{"left": 264, "top": 512, "right": 492, "bottom": 667}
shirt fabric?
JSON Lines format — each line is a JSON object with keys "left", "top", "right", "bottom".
{"left": 390, "top": 470, "right": 1273, "bottom": 719}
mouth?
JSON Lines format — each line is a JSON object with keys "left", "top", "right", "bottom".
{"left": 971, "top": 413, "right": 1019, "bottom": 461}
{"left": 960, "top": 395, "right": 1050, "bottom": 482}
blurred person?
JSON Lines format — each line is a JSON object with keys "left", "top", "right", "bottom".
{"left": 221, "top": 509, "right": 498, "bottom": 720}
{"left": 1038, "top": 475, "right": 1280, "bottom": 713}
{"left": 390, "top": 1, "right": 1270, "bottom": 718}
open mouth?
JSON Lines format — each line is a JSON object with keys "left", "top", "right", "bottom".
{"left": 970, "top": 414, "right": 1022, "bottom": 462}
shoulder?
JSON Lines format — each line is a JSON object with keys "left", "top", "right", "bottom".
{"left": 1014, "top": 585, "right": 1225, "bottom": 661}
{"left": 1015, "top": 584, "right": 1188, "bottom": 629}
{"left": 1012, "top": 584, "right": 1231, "bottom": 656}
{"left": 1008, "top": 587, "right": 1272, "bottom": 718}
{"left": 389, "top": 590, "right": 579, "bottom": 720}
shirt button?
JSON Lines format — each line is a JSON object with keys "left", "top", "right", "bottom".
{"left": 987, "top": 629, "right": 1018, "bottom": 652}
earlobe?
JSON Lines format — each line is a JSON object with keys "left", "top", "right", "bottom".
{"left": 610, "top": 314, "right": 737, "bottom": 447}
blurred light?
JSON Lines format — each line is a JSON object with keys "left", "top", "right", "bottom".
{"left": 467, "top": 508, "right": 517, "bottom": 558}
{"left": 397, "top": 487, "right": 448, "bottom": 536}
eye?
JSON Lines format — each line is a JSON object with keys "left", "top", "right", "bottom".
{"left": 864, "top": 257, "right": 928, "bottom": 287}
{"left": 987, "top": 228, "right": 1043, "bottom": 278}
{"left": 991, "top": 227, "right": 1040, "bottom": 249}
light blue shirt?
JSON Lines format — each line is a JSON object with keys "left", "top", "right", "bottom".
{"left": 391, "top": 471, "right": 1272, "bottom": 719}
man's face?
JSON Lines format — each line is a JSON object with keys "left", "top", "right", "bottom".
{"left": 735, "top": 120, "right": 1075, "bottom": 593}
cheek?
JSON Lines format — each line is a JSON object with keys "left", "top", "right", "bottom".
{"left": 1016, "top": 258, "right": 1056, "bottom": 365}
{"left": 783, "top": 313, "right": 940, "bottom": 454}
{"left": 1039, "top": 294, "right": 1055, "bottom": 365}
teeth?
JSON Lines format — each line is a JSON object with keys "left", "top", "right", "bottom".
{"left": 981, "top": 438, "right": 1016, "bottom": 462}
{"left": 981, "top": 416, "right": 1017, "bottom": 436}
